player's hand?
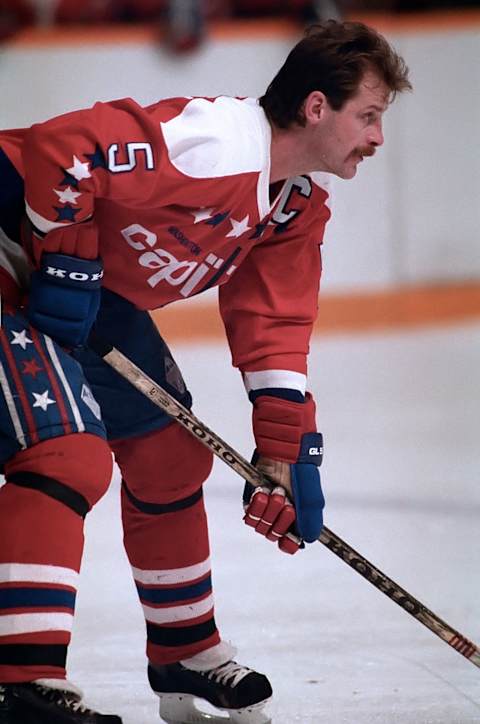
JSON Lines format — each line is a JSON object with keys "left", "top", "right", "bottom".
{"left": 243, "top": 393, "right": 325, "bottom": 554}
{"left": 29, "top": 220, "right": 99, "bottom": 265}
{"left": 243, "top": 478, "right": 303, "bottom": 554}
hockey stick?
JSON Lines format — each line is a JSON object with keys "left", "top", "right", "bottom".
{"left": 90, "top": 336, "right": 480, "bottom": 670}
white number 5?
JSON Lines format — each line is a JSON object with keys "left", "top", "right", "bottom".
{"left": 107, "top": 142, "right": 154, "bottom": 173}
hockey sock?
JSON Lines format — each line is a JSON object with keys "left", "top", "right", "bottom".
{"left": 111, "top": 423, "right": 220, "bottom": 665}
{"left": 0, "top": 433, "right": 112, "bottom": 682}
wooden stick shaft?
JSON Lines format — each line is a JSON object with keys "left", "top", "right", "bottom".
{"left": 99, "top": 343, "right": 480, "bottom": 670}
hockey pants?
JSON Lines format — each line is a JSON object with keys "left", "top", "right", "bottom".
{"left": 0, "top": 290, "right": 217, "bottom": 682}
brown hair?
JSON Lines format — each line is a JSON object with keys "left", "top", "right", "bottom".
{"left": 259, "top": 20, "right": 411, "bottom": 128}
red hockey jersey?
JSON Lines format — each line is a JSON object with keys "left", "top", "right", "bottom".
{"left": 1, "top": 96, "right": 332, "bottom": 392}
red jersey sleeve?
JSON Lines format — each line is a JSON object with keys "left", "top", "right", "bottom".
{"left": 21, "top": 97, "right": 185, "bottom": 261}
{"left": 219, "top": 209, "right": 327, "bottom": 377}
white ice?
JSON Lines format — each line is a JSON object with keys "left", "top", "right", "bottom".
{"left": 69, "top": 321, "right": 480, "bottom": 724}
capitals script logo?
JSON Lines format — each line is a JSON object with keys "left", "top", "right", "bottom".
{"left": 121, "top": 223, "right": 236, "bottom": 298}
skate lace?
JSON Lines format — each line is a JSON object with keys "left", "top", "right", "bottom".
{"left": 204, "top": 660, "right": 252, "bottom": 688}
{"left": 0, "top": 685, "right": 6, "bottom": 704}
{"left": 35, "top": 685, "right": 95, "bottom": 715}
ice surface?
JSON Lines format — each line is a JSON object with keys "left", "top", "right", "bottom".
{"left": 69, "top": 322, "right": 480, "bottom": 723}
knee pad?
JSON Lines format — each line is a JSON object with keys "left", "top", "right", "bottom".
{"left": 111, "top": 422, "right": 213, "bottom": 504}
{"left": 4, "top": 433, "right": 113, "bottom": 514}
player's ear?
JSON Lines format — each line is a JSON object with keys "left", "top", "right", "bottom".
{"left": 303, "top": 91, "right": 328, "bottom": 125}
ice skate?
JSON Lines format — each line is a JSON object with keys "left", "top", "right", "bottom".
{"left": 149, "top": 653, "right": 272, "bottom": 724}
{"left": 0, "top": 679, "right": 122, "bottom": 723}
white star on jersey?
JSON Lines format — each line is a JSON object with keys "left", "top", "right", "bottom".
{"left": 192, "top": 207, "right": 215, "bottom": 224}
{"left": 32, "top": 390, "right": 56, "bottom": 411}
{"left": 67, "top": 156, "right": 91, "bottom": 181}
{"left": 53, "top": 186, "right": 82, "bottom": 204}
{"left": 11, "top": 330, "right": 33, "bottom": 350}
{"left": 226, "top": 215, "right": 251, "bottom": 238}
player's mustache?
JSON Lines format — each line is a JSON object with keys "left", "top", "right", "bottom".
{"left": 357, "top": 145, "right": 376, "bottom": 157}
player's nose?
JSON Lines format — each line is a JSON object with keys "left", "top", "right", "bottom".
{"left": 368, "top": 119, "right": 384, "bottom": 147}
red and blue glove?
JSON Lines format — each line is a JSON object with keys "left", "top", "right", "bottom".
{"left": 243, "top": 391, "right": 325, "bottom": 555}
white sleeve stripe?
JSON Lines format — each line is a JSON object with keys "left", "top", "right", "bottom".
{"left": 243, "top": 370, "right": 307, "bottom": 394}
{"left": 25, "top": 202, "right": 72, "bottom": 233}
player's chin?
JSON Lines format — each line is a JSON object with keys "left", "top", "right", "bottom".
{"left": 338, "top": 163, "right": 358, "bottom": 180}
{"left": 340, "top": 153, "right": 364, "bottom": 179}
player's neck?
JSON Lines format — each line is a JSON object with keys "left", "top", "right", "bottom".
{"left": 270, "top": 123, "right": 312, "bottom": 183}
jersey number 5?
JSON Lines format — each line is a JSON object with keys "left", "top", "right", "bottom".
{"left": 107, "top": 142, "right": 155, "bottom": 173}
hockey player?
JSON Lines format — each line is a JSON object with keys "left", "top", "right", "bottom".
{"left": 0, "top": 19, "right": 411, "bottom": 724}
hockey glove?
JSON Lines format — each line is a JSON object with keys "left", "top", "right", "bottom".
{"left": 27, "top": 252, "right": 103, "bottom": 348}
{"left": 243, "top": 392, "right": 325, "bottom": 555}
